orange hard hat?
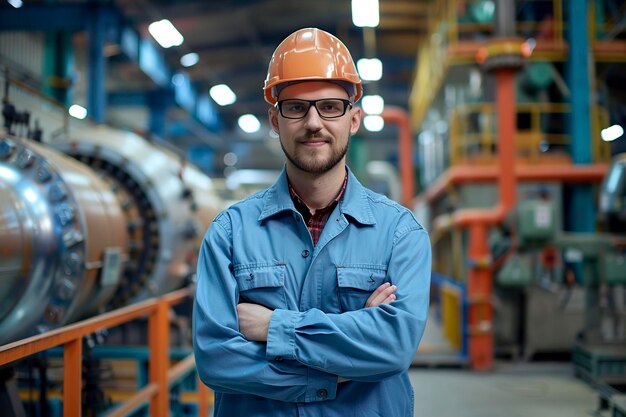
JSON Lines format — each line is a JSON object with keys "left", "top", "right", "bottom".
{"left": 264, "top": 28, "right": 363, "bottom": 105}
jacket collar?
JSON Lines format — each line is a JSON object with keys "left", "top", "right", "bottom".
{"left": 258, "top": 166, "right": 376, "bottom": 226}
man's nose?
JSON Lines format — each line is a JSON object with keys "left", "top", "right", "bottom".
{"left": 303, "top": 105, "right": 323, "bottom": 131}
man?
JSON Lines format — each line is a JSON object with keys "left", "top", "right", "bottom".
{"left": 193, "top": 27, "right": 431, "bottom": 417}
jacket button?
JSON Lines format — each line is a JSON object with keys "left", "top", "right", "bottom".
{"left": 316, "top": 388, "right": 328, "bottom": 399}
{"left": 301, "top": 249, "right": 310, "bottom": 258}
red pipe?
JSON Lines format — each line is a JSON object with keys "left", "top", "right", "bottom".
{"left": 382, "top": 107, "right": 415, "bottom": 207}
{"left": 416, "top": 163, "right": 609, "bottom": 206}
{"left": 496, "top": 69, "right": 518, "bottom": 212}
{"left": 460, "top": 68, "right": 518, "bottom": 371}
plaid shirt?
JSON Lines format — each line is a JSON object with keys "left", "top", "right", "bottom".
{"left": 288, "top": 172, "right": 348, "bottom": 246}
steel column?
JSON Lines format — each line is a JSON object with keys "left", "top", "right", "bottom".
{"left": 148, "top": 89, "right": 174, "bottom": 139}
{"left": 87, "top": 5, "right": 107, "bottom": 123}
{"left": 567, "top": 0, "right": 596, "bottom": 232}
{"left": 43, "top": 32, "right": 73, "bottom": 107}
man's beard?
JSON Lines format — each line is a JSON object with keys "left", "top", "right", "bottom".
{"left": 280, "top": 134, "right": 349, "bottom": 174}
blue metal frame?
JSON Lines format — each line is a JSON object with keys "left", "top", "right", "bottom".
{"left": 148, "top": 89, "right": 175, "bottom": 139}
{"left": 87, "top": 4, "right": 107, "bottom": 123}
{"left": 43, "top": 32, "right": 73, "bottom": 107}
{"left": 567, "top": 0, "right": 596, "bottom": 233}
{"left": 25, "top": 346, "right": 202, "bottom": 417}
{"left": 0, "top": 2, "right": 220, "bottom": 134}
{"left": 0, "top": 4, "right": 86, "bottom": 31}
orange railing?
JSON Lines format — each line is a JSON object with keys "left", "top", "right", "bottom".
{"left": 411, "top": 0, "right": 624, "bottom": 131}
{"left": 448, "top": 103, "right": 611, "bottom": 165}
{"left": 410, "top": 0, "right": 567, "bottom": 129}
{"left": 0, "top": 287, "right": 211, "bottom": 417}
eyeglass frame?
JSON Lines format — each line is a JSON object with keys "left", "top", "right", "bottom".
{"left": 275, "top": 98, "right": 354, "bottom": 120}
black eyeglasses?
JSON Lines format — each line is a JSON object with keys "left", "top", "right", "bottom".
{"left": 276, "top": 98, "right": 353, "bottom": 119}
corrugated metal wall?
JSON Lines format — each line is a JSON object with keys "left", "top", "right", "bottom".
{"left": 0, "top": 32, "right": 67, "bottom": 143}
{"left": 0, "top": 32, "right": 44, "bottom": 80}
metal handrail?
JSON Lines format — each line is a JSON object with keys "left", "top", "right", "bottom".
{"left": 0, "top": 286, "right": 210, "bottom": 417}
{"left": 448, "top": 103, "right": 611, "bottom": 165}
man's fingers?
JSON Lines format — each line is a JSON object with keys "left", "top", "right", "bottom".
{"left": 365, "top": 283, "right": 397, "bottom": 307}
{"left": 381, "top": 294, "right": 396, "bottom": 304}
{"left": 373, "top": 284, "right": 397, "bottom": 305}
{"left": 364, "top": 282, "right": 390, "bottom": 307}
{"left": 373, "top": 289, "right": 396, "bottom": 307}
{"left": 370, "top": 282, "right": 390, "bottom": 298}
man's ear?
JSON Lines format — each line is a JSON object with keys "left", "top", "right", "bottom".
{"left": 349, "top": 106, "right": 362, "bottom": 136}
{"left": 269, "top": 107, "right": 279, "bottom": 134}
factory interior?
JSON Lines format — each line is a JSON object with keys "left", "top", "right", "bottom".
{"left": 1, "top": 0, "right": 626, "bottom": 416}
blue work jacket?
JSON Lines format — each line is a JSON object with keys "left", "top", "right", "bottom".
{"left": 193, "top": 167, "right": 431, "bottom": 417}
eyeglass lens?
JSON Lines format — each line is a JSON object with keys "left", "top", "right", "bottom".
{"left": 279, "top": 99, "right": 349, "bottom": 119}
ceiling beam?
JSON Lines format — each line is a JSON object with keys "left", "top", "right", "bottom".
{"left": 379, "top": 1, "right": 431, "bottom": 15}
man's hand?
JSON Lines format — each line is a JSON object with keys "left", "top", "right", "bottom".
{"left": 237, "top": 303, "right": 273, "bottom": 342}
{"left": 364, "top": 282, "right": 397, "bottom": 307}
{"left": 336, "top": 283, "right": 398, "bottom": 385}
{"left": 236, "top": 283, "right": 396, "bottom": 341}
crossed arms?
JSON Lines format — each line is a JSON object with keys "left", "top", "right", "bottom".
{"left": 237, "top": 282, "right": 397, "bottom": 342}
{"left": 192, "top": 217, "right": 431, "bottom": 403}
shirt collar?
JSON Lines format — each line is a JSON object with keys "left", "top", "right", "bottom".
{"left": 287, "top": 171, "right": 347, "bottom": 217}
{"left": 258, "top": 166, "right": 376, "bottom": 226}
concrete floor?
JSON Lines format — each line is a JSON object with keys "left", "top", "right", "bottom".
{"left": 203, "top": 309, "right": 607, "bottom": 416}
{"left": 408, "top": 362, "right": 601, "bottom": 417}
{"left": 408, "top": 309, "right": 603, "bottom": 417}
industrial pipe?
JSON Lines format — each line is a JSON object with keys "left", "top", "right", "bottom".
{"left": 382, "top": 106, "right": 415, "bottom": 207}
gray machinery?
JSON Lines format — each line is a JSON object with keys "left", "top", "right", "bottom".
{"left": 0, "top": 124, "right": 223, "bottom": 346}
{"left": 0, "top": 133, "right": 128, "bottom": 344}
{"left": 53, "top": 125, "right": 223, "bottom": 308}
{"left": 569, "top": 153, "right": 626, "bottom": 388}
{"left": 492, "top": 192, "right": 587, "bottom": 359}
{"left": 600, "top": 153, "right": 626, "bottom": 234}
{"left": 492, "top": 156, "right": 626, "bottom": 386}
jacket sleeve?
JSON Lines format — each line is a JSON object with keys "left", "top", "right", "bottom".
{"left": 266, "top": 223, "right": 431, "bottom": 382}
{"left": 192, "top": 213, "right": 338, "bottom": 402}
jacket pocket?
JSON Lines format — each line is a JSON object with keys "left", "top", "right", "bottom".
{"left": 234, "top": 264, "right": 287, "bottom": 309}
{"left": 336, "top": 265, "right": 387, "bottom": 312}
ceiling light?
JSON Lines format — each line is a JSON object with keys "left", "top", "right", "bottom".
{"left": 601, "top": 124, "right": 624, "bottom": 142}
{"left": 180, "top": 52, "right": 199, "bottom": 67}
{"left": 352, "top": 0, "right": 379, "bottom": 27}
{"left": 361, "top": 95, "right": 384, "bottom": 115}
{"left": 357, "top": 58, "right": 382, "bottom": 81}
{"left": 8, "top": 0, "right": 23, "bottom": 8}
{"left": 172, "top": 73, "right": 185, "bottom": 86}
{"left": 238, "top": 114, "right": 261, "bottom": 134}
{"left": 148, "top": 19, "right": 184, "bottom": 48}
{"left": 68, "top": 104, "right": 87, "bottom": 120}
{"left": 223, "top": 152, "right": 238, "bottom": 167}
{"left": 363, "top": 115, "right": 384, "bottom": 132}
{"left": 209, "top": 84, "right": 237, "bottom": 106}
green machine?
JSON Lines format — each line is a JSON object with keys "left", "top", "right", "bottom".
{"left": 566, "top": 155, "right": 626, "bottom": 390}
{"left": 496, "top": 199, "right": 558, "bottom": 287}
{"left": 493, "top": 195, "right": 586, "bottom": 359}
{"left": 493, "top": 187, "right": 626, "bottom": 364}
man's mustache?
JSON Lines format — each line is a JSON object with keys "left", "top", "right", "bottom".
{"left": 297, "top": 133, "right": 331, "bottom": 142}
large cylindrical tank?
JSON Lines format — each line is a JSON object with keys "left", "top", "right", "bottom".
{"left": 53, "top": 125, "right": 223, "bottom": 307}
{"left": 0, "top": 133, "right": 128, "bottom": 344}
